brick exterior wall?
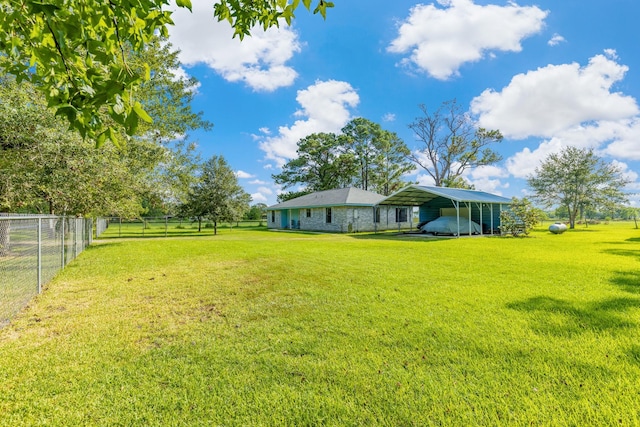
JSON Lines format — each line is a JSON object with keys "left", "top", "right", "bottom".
{"left": 268, "top": 206, "right": 413, "bottom": 233}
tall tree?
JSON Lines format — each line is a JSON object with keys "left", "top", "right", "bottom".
{"left": 272, "top": 133, "right": 356, "bottom": 192}
{"left": 0, "top": 0, "right": 332, "bottom": 145}
{"left": 527, "top": 147, "right": 630, "bottom": 229}
{"left": 180, "top": 155, "right": 251, "bottom": 234}
{"left": 409, "top": 100, "right": 503, "bottom": 188}
{"left": 0, "top": 37, "right": 208, "bottom": 216}
{"left": 341, "top": 118, "right": 379, "bottom": 191}
{"left": 368, "top": 129, "right": 413, "bottom": 196}
{"left": 274, "top": 119, "right": 412, "bottom": 196}
{"left": 341, "top": 118, "right": 412, "bottom": 195}
{"left": 0, "top": 77, "right": 158, "bottom": 217}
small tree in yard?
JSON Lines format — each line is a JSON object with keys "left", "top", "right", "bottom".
{"left": 528, "top": 147, "right": 629, "bottom": 229}
{"left": 500, "top": 197, "right": 541, "bottom": 237}
{"left": 180, "top": 155, "right": 251, "bottom": 234}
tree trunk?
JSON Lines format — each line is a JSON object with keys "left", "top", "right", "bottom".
{"left": 214, "top": 221, "right": 217, "bottom": 235}
{"left": 567, "top": 205, "right": 576, "bottom": 229}
{"left": 197, "top": 217, "right": 202, "bottom": 232}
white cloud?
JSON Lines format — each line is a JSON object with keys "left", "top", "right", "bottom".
{"left": 383, "top": 113, "right": 396, "bottom": 122}
{"left": 602, "top": 118, "right": 640, "bottom": 160}
{"left": 506, "top": 138, "right": 568, "bottom": 179}
{"left": 471, "top": 51, "right": 639, "bottom": 139}
{"left": 416, "top": 174, "right": 436, "bottom": 186}
{"left": 168, "top": 2, "right": 300, "bottom": 91}
{"left": 236, "top": 170, "right": 255, "bottom": 179}
{"left": 388, "top": 0, "right": 547, "bottom": 80}
{"left": 250, "top": 192, "right": 268, "bottom": 203}
{"left": 249, "top": 179, "right": 268, "bottom": 185}
{"left": 548, "top": 33, "right": 566, "bottom": 46}
{"left": 257, "top": 186, "right": 273, "bottom": 195}
{"left": 258, "top": 80, "right": 360, "bottom": 166}
{"left": 612, "top": 160, "right": 639, "bottom": 182}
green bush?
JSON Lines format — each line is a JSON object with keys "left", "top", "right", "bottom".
{"left": 500, "top": 197, "right": 541, "bottom": 237}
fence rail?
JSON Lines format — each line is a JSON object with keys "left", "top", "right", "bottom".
{"left": 0, "top": 215, "right": 92, "bottom": 327}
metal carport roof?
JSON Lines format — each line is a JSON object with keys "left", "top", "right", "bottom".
{"left": 377, "top": 185, "right": 513, "bottom": 206}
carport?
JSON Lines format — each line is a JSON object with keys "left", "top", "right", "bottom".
{"left": 377, "top": 185, "right": 513, "bottom": 237}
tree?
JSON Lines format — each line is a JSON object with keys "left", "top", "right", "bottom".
{"left": 0, "top": 0, "right": 332, "bottom": 145}
{"left": 245, "top": 203, "right": 267, "bottom": 221}
{"left": 499, "top": 197, "right": 541, "bottom": 237}
{"left": 341, "top": 118, "right": 413, "bottom": 195}
{"left": 273, "top": 119, "right": 412, "bottom": 196}
{"left": 277, "top": 190, "right": 313, "bottom": 203}
{"left": 409, "top": 100, "right": 503, "bottom": 188}
{"left": 272, "top": 133, "right": 355, "bottom": 192}
{"left": 527, "top": 147, "right": 630, "bottom": 229}
{"left": 368, "top": 130, "right": 413, "bottom": 196}
{"left": 180, "top": 156, "right": 251, "bottom": 234}
{"left": 0, "top": 36, "right": 208, "bottom": 217}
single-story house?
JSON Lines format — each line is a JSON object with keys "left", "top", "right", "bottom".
{"left": 377, "top": 185, "right": 513, "bottom": 236}
{"left": 267, "top": 187, "right": 414, "bottom": 233}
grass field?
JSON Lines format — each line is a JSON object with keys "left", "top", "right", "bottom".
{"left": 0, "top": 223, "right": 639, "bottom": 426}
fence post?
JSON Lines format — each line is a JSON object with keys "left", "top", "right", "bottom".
{"left": 74, "top": 218, "right": 79, "bottom": 260}
{"left": 37, "top": 218, "right": 42, "bottom": 294}
{"left": 61, "top": 216, "right": 66, "bottom": 268}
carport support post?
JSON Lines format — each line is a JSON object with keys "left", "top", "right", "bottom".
{"left": 478, "top": 203, "right": 483, "bottom": 235}
{"left": 465, "top": 202, "right": 472, "bottom": 236}
{"left": 490, "top": 204, "right": 494, "bottom": 234}
{"left": 454, "top": 200, "right": 460, "bottom": 238}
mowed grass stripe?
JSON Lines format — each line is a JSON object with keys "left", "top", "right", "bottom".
{"left": 0, "top": 224, "right": 639, "bottom": 426}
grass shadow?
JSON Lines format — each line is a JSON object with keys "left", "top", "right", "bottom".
{"left": 610, "top": 270, "right": 640, "bottom": 295}
{"left": 348, "top": 232, "right": 474, "bottom": 242}
{"left": 602, "top": 248, "right": 640, "bottom": 260}
{"left": 507, "top": 296, "right": 638, "bottom": 337}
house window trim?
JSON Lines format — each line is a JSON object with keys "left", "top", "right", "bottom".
{"left": 306, "top": 208, "right": 311, "bottom": 218}
{"left": 326, "top": 207, "right": 332, "bottom": 224}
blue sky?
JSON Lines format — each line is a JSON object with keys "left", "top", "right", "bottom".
{"left": 166, "top": 0, "right": 640, "bottom": 207}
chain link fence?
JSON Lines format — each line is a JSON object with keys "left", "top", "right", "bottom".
{"left": 96, "top": 217, "right": 265, "bottom": 238}
{"left": 0, "top": 214, "right": 92, "bottom": 327}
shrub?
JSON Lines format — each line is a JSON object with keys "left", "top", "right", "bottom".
{"left": 500, "top": 197, "right": 541, "bottom": 237}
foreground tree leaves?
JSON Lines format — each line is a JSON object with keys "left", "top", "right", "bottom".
{"left": 0, "top": 0, "right": 331, "bottom": 146}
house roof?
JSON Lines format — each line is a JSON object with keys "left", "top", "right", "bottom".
{"left": 267, "top": 187, "right": 385, "bottom": 210}
{"left": 378, "top": 185, "right": 513, "bottom": 206}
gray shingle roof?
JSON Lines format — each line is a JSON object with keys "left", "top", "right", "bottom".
{"left": 268, "top": 187, "right": 384, "bottom": 210}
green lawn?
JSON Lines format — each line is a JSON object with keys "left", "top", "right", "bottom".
{"left": 1, "top": 223, "right": 639, "bottom": 426}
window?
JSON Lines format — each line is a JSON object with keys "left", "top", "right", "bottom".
{"left": 271, "top": 211, "right": 275, "bottom": 222}
{"left": 306, "top": 209, "right": 311, "bottom": 218}
{"left": 326, "top": 208, "right": 332, "bottom": 223}
{"left": 395, "top": 207, "right": 407, "bottom": 223}
{"left": 374, "top": 207, "right": 381, "bottom": 223}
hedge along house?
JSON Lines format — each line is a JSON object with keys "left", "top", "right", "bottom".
{"left": 377, "top": 185, "right": 513, "bottom": 236}
{"left": 267, "top": 187, "right": 414, "bottom": 233}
